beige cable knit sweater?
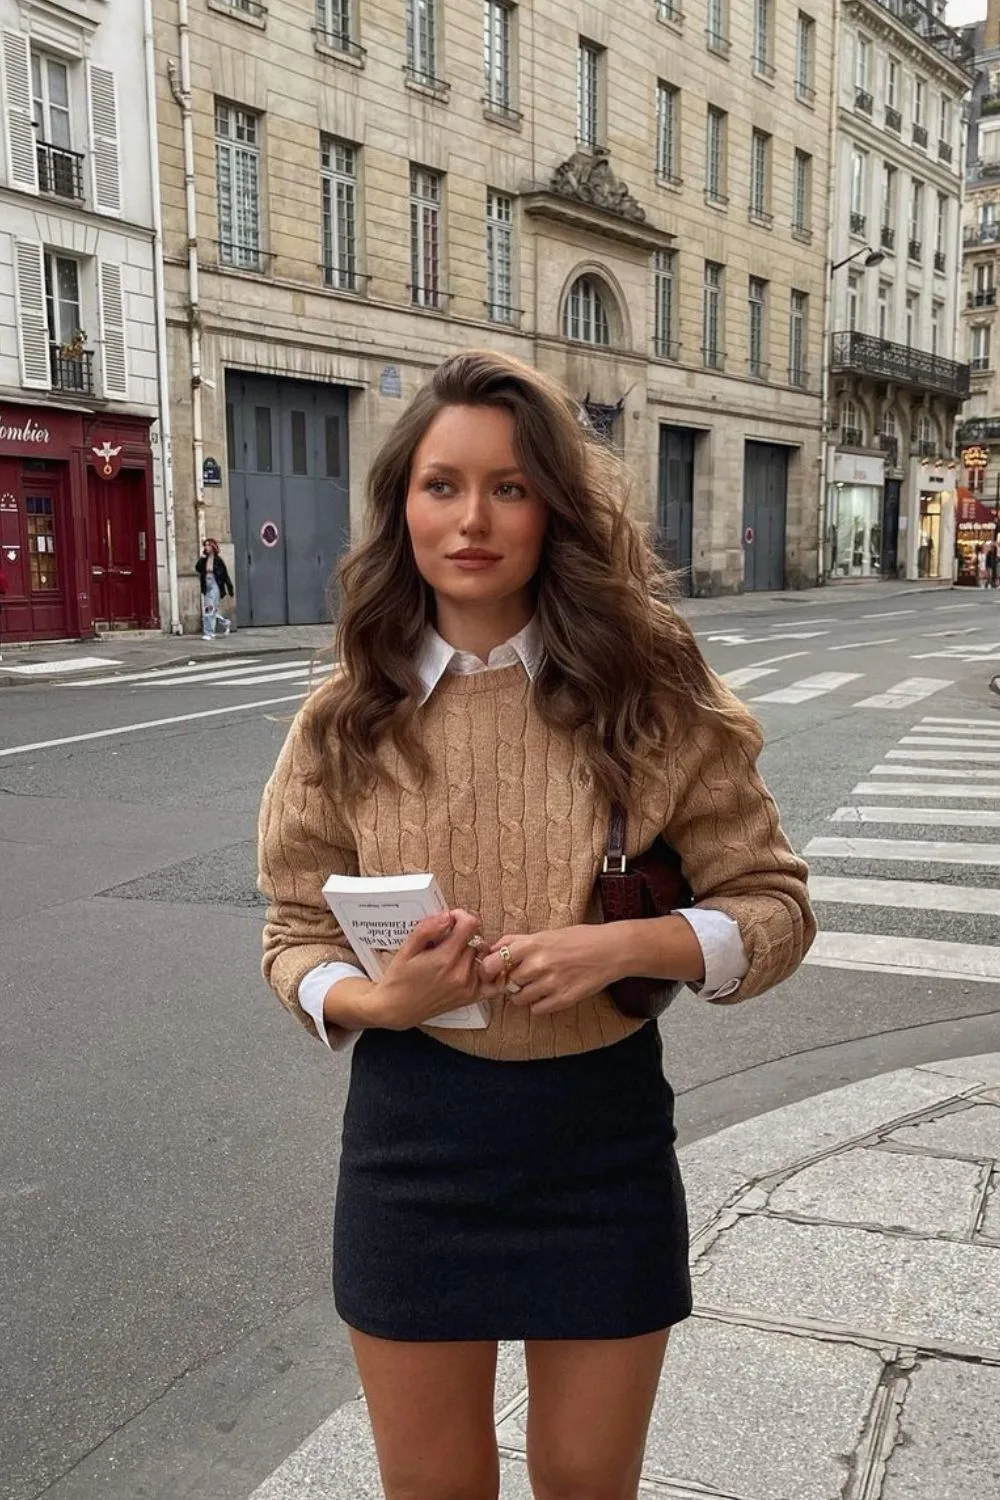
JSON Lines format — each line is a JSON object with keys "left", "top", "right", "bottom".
{"left": 258, "top": 665, "right": 815, "bottom": 1062}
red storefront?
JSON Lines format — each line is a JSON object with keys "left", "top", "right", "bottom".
{"left": 0, "top": 404, "right": 159, "bottom": 642}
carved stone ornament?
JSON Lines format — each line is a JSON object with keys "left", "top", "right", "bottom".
{"left": 550, "top": 148, "right": 647, "bottom": 223}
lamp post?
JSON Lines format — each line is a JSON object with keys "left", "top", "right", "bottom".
{"left": 817, "top": 246, "right": 887, "bottom": 584}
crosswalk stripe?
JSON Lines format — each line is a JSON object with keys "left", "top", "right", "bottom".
{"left": 853, "top": 781, "right": 1000, "bottom": 799}
{"left": 805, "top": 835, "right": 1000, "bottom": 866}
{"left": 804, "top": 931, "right": 1000, "bottom": 983}
{"left": 830, "top": 805, "right": 1000, "bottom": 828}
{"left": 722, "top": 666, "right": 778, "bottom": 688}
{"left": 827, "top": 636, "right": 898, "bottom": 651}
{"left": 854, "top": 677, "right": 950, "bottom": 709}
{"left": 137, "top": 663, "right": 329, "bottom": 688}
{"left": 751, "top": 671, "right": 862, "bottom": 704}
{"left": 809, "top": 874, "right": 1000, "bottom": 915}
{"left": 70, "top": 657, "right": 266, "bottom": 687}
{"left": 887, "top": 748, "right": 1000, "bottom": 763}
{"left": 908, "top": 725, "right": 1000, "bottom": 739}
{"left": 920, "top": 717, "right": 1000, "bottom": 729}
{"left": 900, "top": 735, "right": 1000, "bottom": 748}
{"left": 868, "top": 764, "right": 1000, "bottom": 779}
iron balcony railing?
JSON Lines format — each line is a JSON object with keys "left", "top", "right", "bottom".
{"left": 968, "top": 288, "right": 997, "bottom": 308}
{"left": 885, "top": 105, "right": 902, "bottom": 131}
{"left": 934, "top": 250, "right": 947, "bottom": 273}
{"left": 830, "top": 330, "right": 970, "bottom": 399}
{"left": 965, "top": 223, "right": 1000, "bottom": 247}
{"left": 867, "top": 0, "right": 974, "bottom": 70}
{"left": 49, "top": 345, "right": 94, "bottom": 394}
{"left": 879, "top": 434, "right": 900, "bottom": 466}
{"left": 855, "top": 87, "right": 874, "bottom": 115}
{"left": 881, "top": 225, "right": 896, "bottom": 250}
{"left": 850, "top": 211, "right": 867, "bottom": 236}
{"left": 938, "top": 139, "right": 953, "bottom": 163}
{"left": 841, "top": 426, "right": 865, "bottom": 447}
{"left": 982, "top": 92, "right": 1000, "bottom": 116}
{"left": 957, "top": 417, "right": 1000, "bottom": 444}
{"left": 36, "top": 140, "right": 84, "bottom": 200}
{"left": 912, "top": 122, "right": 928, "bottom": 148}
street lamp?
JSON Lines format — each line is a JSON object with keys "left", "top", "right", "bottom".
{"left": 830, "top": 246, "right": 886, "bottom": 277}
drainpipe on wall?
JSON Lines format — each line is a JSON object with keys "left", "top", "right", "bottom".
{"left": 143, "top": 0, "right": 182, "bottom": 633}
{"left": 816, "top": 0, "right": 843, "bottom": 586}
{"left": 168, "top": 0, "right": 205, "bottom": 555}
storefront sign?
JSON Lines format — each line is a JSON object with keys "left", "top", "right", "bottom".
{"left": 379, "top": 365, "right": 402, "bottom": 397}
{"left": 962, "top": 446, "right": 989, "bottom": 470}
{"left": 0, "top": 406, "right": 81, "bottom": 458}
{"left": 0, "top": 411, "right": 51, "bottom": 447}
{"left": 832, "top": 451, "right": 884, "bottom": 487}
{"left": 90, "top": 441, "right": 123, "bottom": 479}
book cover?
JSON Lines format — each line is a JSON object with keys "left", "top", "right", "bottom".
{"left": 321, "top": 872, "right": 489, "bottom": 1030}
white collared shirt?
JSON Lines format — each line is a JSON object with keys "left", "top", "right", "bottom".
{"left": 298, "top": 620, "right": 748, "bottom": 1047}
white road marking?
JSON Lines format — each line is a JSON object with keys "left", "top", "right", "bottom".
{"left": 933, "top": 602, "right": 985, "bottom": 610}
{"left": 831, "top": 805, "right": 1000, "bottom": 828}
{"left": 70, "top": 657, "right": 265, "bottom": 687}
{"left": 919, "top": 627, "right": 984, "bottom": 638}
{"left": 0, "top": 694, "right": 309, "bottom": 759}
{"left": 827, "top": 636, "right": 899, "bottom": 651}
{"left": 751, "top": 671, "right": 862, "bottom": 704}
{"left": 805, "top": 835, "right": 1000, "bottom": 866}
{"left": 917, "top": 717, "right": 1000, "bottom": 731}
{"left": 804, "top": 930, "right": 1000, "bottom": 983}
{"left": 861, "top": 609, "right": 916, "bottom": 619}
{"left": 855, "top": 677, "right": 951, "bottom": 709}
{"left": 899, "top": 735, "right": 1000, "bottom": 748}
{"left": 723, "top": 667, "right": 778, "bottom": 688}
{"left": 741, "top": 651, "right": 811, "bottom": 667}
{"left": 136, "top": 663, "right": 331, "bottom": 688}
{"left": 869, "top": 763, "right": 1000, "bottom": 780}
{"left": 809, "top": 875, "right": 1000, "bottom": 915}
{"left": 3, "top": 656, "right": 123, "bottom": 676}
{"left": 853, "top": 781, "right": 1000, "bottom": 799}
{"left": 705, "top": 631, "right": 829, "bottom": 645}
{"left": 887, "top": 748, "right": 1000, "bottom": 763}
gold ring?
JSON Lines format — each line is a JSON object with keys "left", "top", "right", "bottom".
{"left": 499, "top": 944, "right": 513, "bottom": 977}
{"left": 466, "top": 934, "right": 485, "bottom": 951}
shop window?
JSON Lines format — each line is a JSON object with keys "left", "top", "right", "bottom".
{"left": 26, "top": 495, "right": 58, "bottom": 591}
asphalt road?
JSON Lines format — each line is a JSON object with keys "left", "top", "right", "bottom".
{"left": 3, "top": 586, "right": 1000, "bottom": 1500}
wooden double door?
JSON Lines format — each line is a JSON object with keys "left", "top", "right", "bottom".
{"left": 87, "top": 469, "right": 149, "bottom": 629}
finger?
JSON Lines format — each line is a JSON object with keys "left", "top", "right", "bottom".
{"left": 397, "top": 911, "right": 454, "bottom": 960}
{"left": 439, "top": 908, "right": 482, "bottom": 953}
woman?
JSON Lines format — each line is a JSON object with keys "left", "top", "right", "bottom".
{"left": 258, "top": 351, "right": 814, "bottom": 1500}
{"left": 195, "top": 538, "right": 233, "bottom": 639}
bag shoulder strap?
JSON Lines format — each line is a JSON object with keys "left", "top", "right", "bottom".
{"left": 605, "top": 801, "right": 626, "bottom": 870}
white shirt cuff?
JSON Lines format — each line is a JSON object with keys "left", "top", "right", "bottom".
{"left": 297, "top": 962, "right": 367, "bottom": 1050}
{"left": 674, "top": 907, "right": 749, "bottom": 1001}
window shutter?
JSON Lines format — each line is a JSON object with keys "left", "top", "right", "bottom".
{"left": 87, "top": 63, "right": 121, "bottom": 214}
{"left": 98, "top": 260, "right": 128, "bottom": 398}
{"left": 13, "top": 240, "right": 50, "bottom": 389}
{"left": 2, "top": 31, "right": 39, "bottom": 192}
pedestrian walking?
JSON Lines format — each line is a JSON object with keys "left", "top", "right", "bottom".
{"left": 194, "top": 538, "right": 233, "bottom": 639}
{"left": 258, "top": 350, "right": 815, "bottom": 1500}
{"left": 990, "top": 541, "right": 999, "bottom": 591}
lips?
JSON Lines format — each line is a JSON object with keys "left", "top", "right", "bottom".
{"left": 447, "top": 549, "right": 502, "bottom": 561}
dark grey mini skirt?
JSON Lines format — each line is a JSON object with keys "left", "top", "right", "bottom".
{"left": 333, "top": 1020, "right": 692, "bottom": 1342}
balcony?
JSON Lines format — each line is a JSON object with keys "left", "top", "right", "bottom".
{"left": 885, "top": 105, "right": 902, "bottom": 131}
{"left": 915, "top": 439, "right": 939, "bottom": 458}
{"left": 313, "top": 24, "right": 365, "bottom": 59}
{"left": 934, "top": 250, "right": 946, "bottom": 273}
{"left": 912, "top": 123, "right": 928, "bottom": 148}
{"left": 968, "top": 289, "right": 998, "bottom": 308}
{"left": 881, "top": 225, "right": 896, "bottom": 250}
{"left": 908, "top": 238, "right": 922, "bottom": 262}
{"left": 850, "top": 211, "right": 867, "bottom": 236}
{"left": 866, "top": 0, "right": 974, "bottom": 70}
{"left": 36, "top": 141, "right": 84, "bottom": 201}
{"left": 957, "top": 416, "right": 1000, "bottom": 443}
{"left": 855, "top": 87, "right": 874, "bottom": 115}
{"left": 938, "top": 139, "right": 953, "bottom": 163}
{"left": 706, "top": 29, "right": 731, "bottom": 55}
{"left": 49, "top": 344, "right": 94, "bottom": 395}
{"left": 841, "top": 426, "right": 865, "bottom": 446}
{"left": 879, "top": 434, "right": 900, "bottom": 467}
{"left": 830, "top": 330, "right": 970, "bottom": 399}
{"left": 982, "top": 92, "right": 1000, "bottom": 117}
{"left": 966, "top": 222, "right": 1000, "bottom": 247}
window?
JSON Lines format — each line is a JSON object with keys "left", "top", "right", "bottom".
{"left": 931, "top": 301, "right": 943, "bottom": 357}
{"left": 31, "top": 53, "right": 71, "bottom": 148}
{"left": 706, "top": 107, "right": 727, "bottom": 204}
{"left": 917, "top": 413, "right": 934, "bottom": 452}
{"left": 483, "top": 0, "right": 513, "bottom": 111}
{"left": 656, "top": 83, "right": 679, "bottom": 183}
{"left": 850, "top": 149, "right": 866, "bottom": 234}
{"left": 750, "top": 130, "right": 771, "bottom": 221}
{"left": 654, "top": 249, "right": 677, "bottom": 359}
{"left": 406, "top": 0, "right": 437, "bottom": 83}
{"left": 577, "top": 40, "right": 602, "bottom": 147}
{"left": 909, "top": 181, "right": 923, "bottom": 259}
{"left": 855, "top": 34, "right": 871, "bottom": 100}
{"left": 886, "top": 56, "right": 899, "bottom": 108}
{"left": 43, "top": 252, "right": 82, "bottom": 348}
{"left": 215, "top": 101, "right": 262, "bottom": 270}
{"left": 880, "top": 163, "right": 896, "bottom": 248}
{"left": 847, "top": 273, "right": 860, "bottom": 331}
{"left": 906, "top": 291, "right": 918, "bottom": 346}
{"left": 656, "top": 0, "right": 682, "bottom": 22}
{"left": 974, "top": 261, "right": 995, "bottom": 304}
{"left": 706, "top": 0, "right": 727, "bottom": 52}
{"left": 753, "top": 0, "right": 773, "bottom": 75}
{"left": 316, "top": 0, "right": 355, "bottom": 51}
{"left": 877, "top": 282, "right": 890, "bottom": 340}
{"left": 24, "top": 496, "right": 58, "bottom": 592}
{"left": 939, "top": 94, "right": 951, "bottom": 152}
{"left": 972, "top": 324, "right": 991, "bottom": 372}
{"left": 841, "top": 398, "right": 861, "bottom": 444}
{"left": 792, "top": 149, "right": 811, "bottom": 236}
{"left": 748, "top": 276, "right": 767, "bottom": 377}
{"left": 795, "top": 13, "right": 815, "bottom": 100}
{"left": 703, "top": 261, "right": 724, "bottom": 368}
{"left": 935, "top": 192, "right": 948, "bottom": 263}
{"left": 913, "top": 76, "right": 925, "bottom": 125}
{"left": 485, "top": 189, "right": 514, "bottom": 322}
{"left": 410, "top": 165, "right": 442, "bottom": 308}
{"left": 981, "top": 201, "right": 998, "bottom": 231}
{"left": 321, "top": 138, "right": 359, "bottom": 293}
{"left": 563, "top": 276, "right": 611, "bottom": 345}
{"left": 789, "top": 289, "right": 807, "bottom": 385}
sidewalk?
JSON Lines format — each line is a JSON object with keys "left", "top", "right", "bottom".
{"left": 248, "top": 1052, "right": 1000, "bottom": 1500}
{"left": 0, "top": 578, "right": 954, "bottom": 686}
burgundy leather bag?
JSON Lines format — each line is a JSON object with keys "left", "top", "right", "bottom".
{"left": 596, "top": 802, "right": 694, "bottom": 1019}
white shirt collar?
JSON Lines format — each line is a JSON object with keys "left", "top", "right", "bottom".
{"left": 415, "top": 617, "right": 543, "bottom": 706}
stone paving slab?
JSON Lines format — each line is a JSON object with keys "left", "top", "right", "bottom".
{"left": 886, "top": 1103, "right": 1000, "bottom": 1162}
{"left": 768, "top": 1146, "right": 985, "bottom": 1236}
{"left": 980, "top": 1178, "right": 1000, "bottom": 1241}
{"left": 880, "top": 1359, "right": 1000, "bottom": 1499}
{"left": 695, "top": 1215, "right": 1000, "bottom": 1354}
{"left": 919, "top": 1056, "right": 1000, "bottom": 1087}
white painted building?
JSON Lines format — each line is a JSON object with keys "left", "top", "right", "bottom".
{"left": 826, "top": 0, "right": 972, "bottom": 583}
{"left": 0, "top": 0, "right": 170, "bottom": 642}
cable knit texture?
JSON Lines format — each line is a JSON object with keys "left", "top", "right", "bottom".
{"left": 258, "top": 666, "right": 815, "bottom": 1062}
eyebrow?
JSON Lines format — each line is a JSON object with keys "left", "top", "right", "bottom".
{"left": 417, "top": 462, "right": 526, "bottom": 480}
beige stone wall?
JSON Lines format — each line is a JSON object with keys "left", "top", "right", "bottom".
{"left": 154, "top": 0, "right": 833, "bottom": 628}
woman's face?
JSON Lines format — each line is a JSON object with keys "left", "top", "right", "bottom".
{"left": 405, "top": 404, "right": 548, "bottom": 621}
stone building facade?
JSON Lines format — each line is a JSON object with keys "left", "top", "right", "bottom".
{"left": 152, "top": 0, "right": 835, "bottom": 632}
{"left": 826, "top": 0, "right": 972, "bottom": 584}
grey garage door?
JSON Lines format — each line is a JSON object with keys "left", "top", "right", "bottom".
{"left": 742, "top": 442, "right": 788, "bottom": 593}
{"left": 656, "top": 426, "right": 695, "bottom": 594}
{"left": 226, "top": 373, "right": 350, "bottom": 627}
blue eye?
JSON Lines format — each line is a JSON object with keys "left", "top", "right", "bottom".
{"left": 496, "top": 482, "right": 526, "bottom": 500}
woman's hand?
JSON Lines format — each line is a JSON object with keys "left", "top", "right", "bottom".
{"left": 369, "top": 909, "right": 504, "bottom": 1031}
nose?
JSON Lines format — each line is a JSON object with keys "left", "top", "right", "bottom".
{"left": 458, "top": 487, "right": 490, "bottom": 537}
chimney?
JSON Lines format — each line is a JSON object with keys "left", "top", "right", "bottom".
{"left": 987, "top": 0, "right": 1000, "bottom": 54}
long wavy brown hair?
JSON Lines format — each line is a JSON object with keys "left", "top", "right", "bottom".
{"left": 304, "top": 350, "right": 760, "bottom": 808}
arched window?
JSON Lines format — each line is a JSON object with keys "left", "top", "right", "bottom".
{"left": 563, "top": 276, "right": 612, "bottom": 346}
{"left": 918, "top": 413, "right": 936, "bottom": 452}
{"left": 840, "top": 399, "right": 862, "bottom": 445}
